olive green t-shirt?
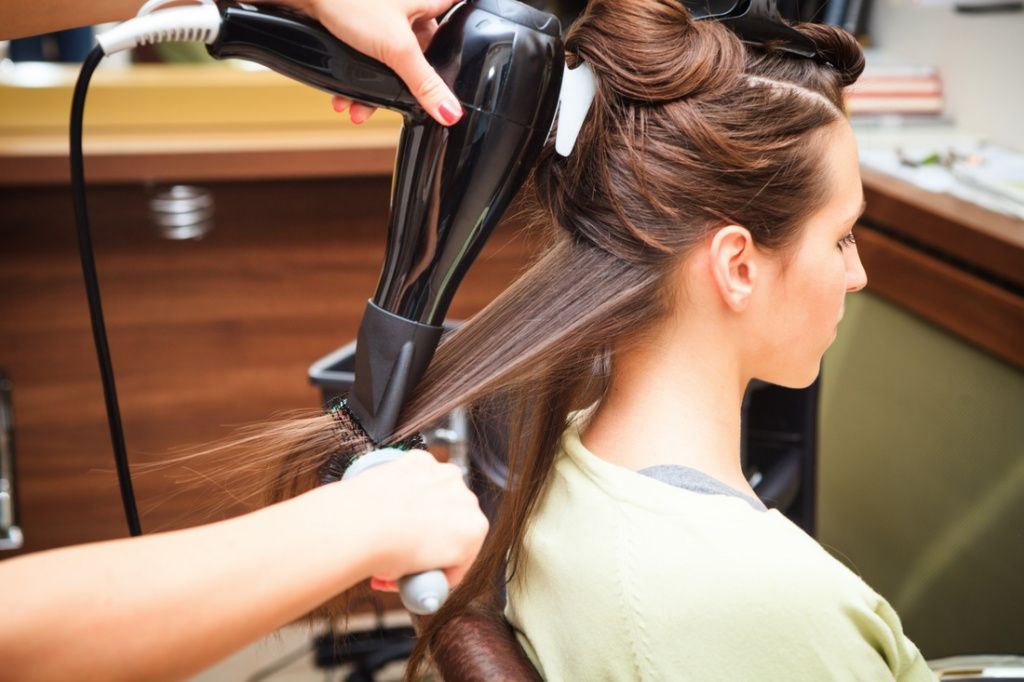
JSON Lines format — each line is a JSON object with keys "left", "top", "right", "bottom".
{"left": 505, "top": 417, "right": 935, "bottom": 681}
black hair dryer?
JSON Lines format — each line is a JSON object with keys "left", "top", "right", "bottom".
{"left": 207, "top": 0, "right": 564, "bottom": 442}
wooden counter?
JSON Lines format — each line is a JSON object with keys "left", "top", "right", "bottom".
{"left": 857, "top": 167, "right": 1023, "bottom": 369}
{"left": 0, "top": 177, "right": 534, "bottom": 555}
{"left": 0, "top": 65, "right": 531, "bottom": 553}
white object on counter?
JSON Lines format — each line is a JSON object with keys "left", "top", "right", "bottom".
{"left": 855, "top": 123, "right": 1024, "bottom": 221}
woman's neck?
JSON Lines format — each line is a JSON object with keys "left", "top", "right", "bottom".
{"left": 580, "top": 320, "right": 756, "bottom": 498}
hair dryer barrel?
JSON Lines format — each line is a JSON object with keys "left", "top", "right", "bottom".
{"left": 375, "top": 110, "right": 556, "bottom": 324}
{"left": 207, "top": 0, "right": 564, "bottom": 441}
{"left": 371, "top": 0, "right": 565, "bottom": 323}
{"left": 356, "top": 3, "right": 563, "bottom": 441}
{"left": 207, "top": 0, "right": 562, "bottom": 323}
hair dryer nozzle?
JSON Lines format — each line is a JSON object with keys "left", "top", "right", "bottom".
{"left": 346, "top": 302, "right": 444, "bottom": 444}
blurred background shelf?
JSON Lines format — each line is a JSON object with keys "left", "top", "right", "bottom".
{"left": 0, "top": 62, "right": 403, "bottom": 183}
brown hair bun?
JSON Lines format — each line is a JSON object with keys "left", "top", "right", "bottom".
{"left": 565, "top": 0, "right": 746, "bottom": 103}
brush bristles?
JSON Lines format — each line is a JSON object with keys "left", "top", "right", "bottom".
{"left": 319, "top": 399, "right": 427, "bottom": 484}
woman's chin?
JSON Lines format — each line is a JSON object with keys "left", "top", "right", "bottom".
{"left": 785, "top": 372, "right": 820, "bottom": 390}
{"left": 756, "top": 362, "right": 822, "bottom": 390}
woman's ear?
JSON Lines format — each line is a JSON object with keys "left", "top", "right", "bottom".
{"left": 708, "top": 225, "right": 757, "bottom": 312}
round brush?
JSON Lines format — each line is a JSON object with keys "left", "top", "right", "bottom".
{"left": 319, "top": 401, "right": 446, "bottom": 616}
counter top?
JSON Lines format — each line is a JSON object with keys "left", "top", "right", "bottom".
{"left": 0, "top": 61, "right": 402, "bottom": 184}
{"left": 861, "top": 166, "right": 1023, "bottom": 290}
{"left": 853, "top": 129, "right": 1023, "bottom": 369}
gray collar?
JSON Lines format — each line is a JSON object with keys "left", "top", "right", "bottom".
{"left": 637, "top": 464, "right": 768, "bottom": 512}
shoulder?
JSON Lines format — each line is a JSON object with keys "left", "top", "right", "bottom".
{"left": 510, "top": 426, "right": 934, "bottom": 680}
{"left": 520, "top": 468, "right": 932, "bottom": 679}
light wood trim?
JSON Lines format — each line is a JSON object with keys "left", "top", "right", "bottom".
{"left": 0, "top": 63, "right": 405, "bottom": 184}
{"left": 0, "top": 63, "right": 403, "bottom": 129}
{"left": 0, "top": 127, "right": 400, "bottom": 184}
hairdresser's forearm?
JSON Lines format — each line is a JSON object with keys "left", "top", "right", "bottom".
{"left": 0, "top": 0, "right": 142, "bottom": 40}
{"left": 0, "top": 484, "right": 377, "bottom": 682}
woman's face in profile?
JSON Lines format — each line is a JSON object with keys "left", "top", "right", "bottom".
{"left": 753, "top": 119, "right": 868, "bottom": 389}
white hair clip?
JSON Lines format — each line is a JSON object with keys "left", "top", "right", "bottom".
{"left": 555, "top": 61, "right": 597, "bottom": 157}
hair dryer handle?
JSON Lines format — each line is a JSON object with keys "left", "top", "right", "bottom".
{"left": 207, "top": 2, "right": 418, "bottom": 111}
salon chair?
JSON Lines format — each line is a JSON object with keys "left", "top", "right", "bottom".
{"left": 311, "top": 337, "right": 820, "bottom": 680}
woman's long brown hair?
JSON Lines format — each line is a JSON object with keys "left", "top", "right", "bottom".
{"left": 221, "top": 0, "right": 865, "bottom": 676}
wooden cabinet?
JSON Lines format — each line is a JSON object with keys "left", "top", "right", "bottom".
{"left": 856, "top": 167, "right": 1024, "bottom": 370}
{"left": 0, "top": 63, "right": 535, "bottom": 554}
{"left": 0, "top": 177, "right": 532, "bottom": 554}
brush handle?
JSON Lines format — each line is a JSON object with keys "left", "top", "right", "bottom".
{"left": 342, "top": 448, "right": 451, "bottom": 615}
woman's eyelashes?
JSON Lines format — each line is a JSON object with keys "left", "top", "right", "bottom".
{"left": 837, "top": 231, "right": 857, "bottom": 252}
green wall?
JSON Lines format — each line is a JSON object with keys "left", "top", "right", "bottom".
{"left": 819, "top": 292, "right": 1024, "bottom": 658}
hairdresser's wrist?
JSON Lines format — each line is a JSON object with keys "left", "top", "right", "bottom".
{"left": 292, "top": 481, "right": 385, "bottom": 587}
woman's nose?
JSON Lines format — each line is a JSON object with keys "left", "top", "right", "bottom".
{"left": 846, "top": 248, "right": 868, "bottom": 292}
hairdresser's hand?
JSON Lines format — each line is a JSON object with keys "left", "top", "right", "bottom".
{"left": 258, "top": 0, "right": 464, "bottom": 126}
{"left": 0, "top": 451, "right": 480, "bottom": 681}
{"left": 343, "top": 449, "right": 487, "bottom": 589}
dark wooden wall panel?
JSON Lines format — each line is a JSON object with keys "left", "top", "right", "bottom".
{"left": 0, "top": 178, "right": 534, "bottom": 555}
{"left": 856, "top": 225, "right": 1024, "bottom": 369}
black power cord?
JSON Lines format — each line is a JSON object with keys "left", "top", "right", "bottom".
{"left": 70, "top": 45, "right": 142, "bottom": 536}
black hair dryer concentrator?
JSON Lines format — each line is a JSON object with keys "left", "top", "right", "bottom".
{"left": 206, "top": 0, "right": 564, "bottom": 442}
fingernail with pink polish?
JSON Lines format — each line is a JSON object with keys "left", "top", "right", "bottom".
{"left": 439, "top": 98, "right": 463, "bottom": 125}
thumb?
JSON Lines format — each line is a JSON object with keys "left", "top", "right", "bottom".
{"left": 385, "top": 37, "right": 463, "bottom": 126}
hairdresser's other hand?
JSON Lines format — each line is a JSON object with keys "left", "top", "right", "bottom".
{"left": 264, "top": 0, "right": 464, "bottom": 126}
{"left": 344, "top": 449, "right": 487, "bottom": 588}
